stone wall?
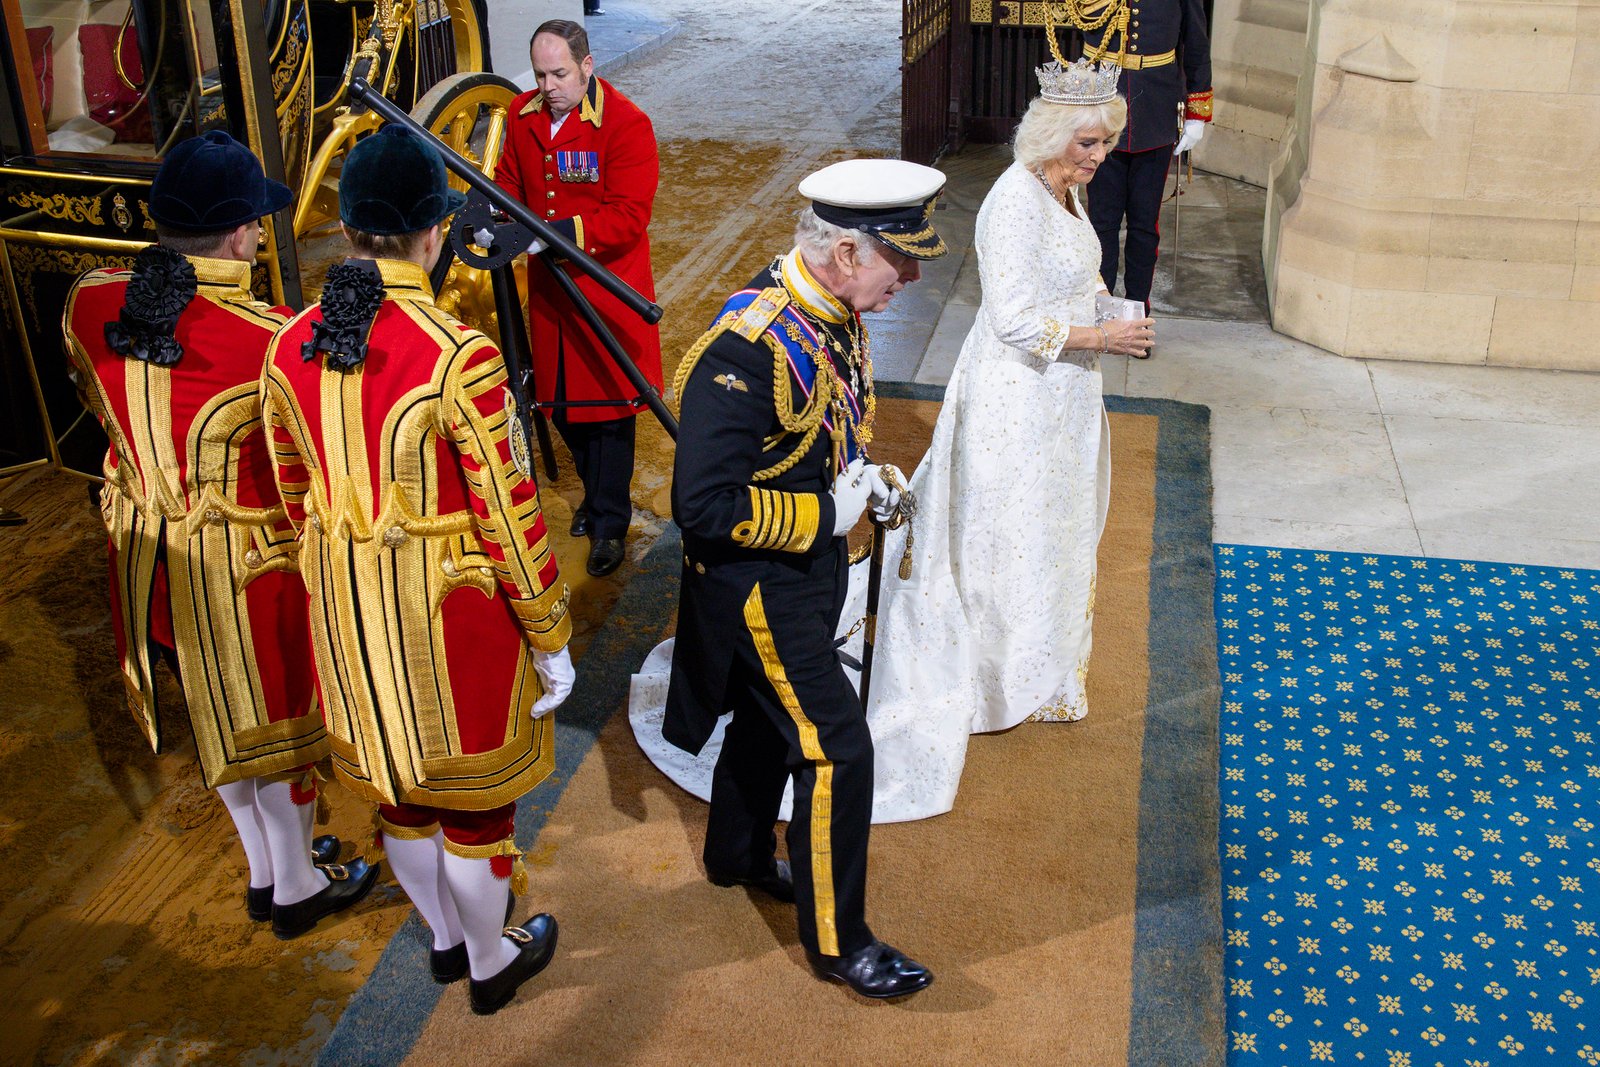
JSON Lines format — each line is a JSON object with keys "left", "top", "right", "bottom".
{"left": 1263, "top": 0, "right": 1600, "bottom": 369}
{"left": 1194, "top": 0, "right": 1309, "bottom": 185}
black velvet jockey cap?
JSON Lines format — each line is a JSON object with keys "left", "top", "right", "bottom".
{"left": 339, "top": 126, "right": 468, "bottom": 236}
{"left": 798, "top": 159, "right": 948, "bottom": 260}
{"left": 146, "top": 130, "right": 294, "bottom": 232}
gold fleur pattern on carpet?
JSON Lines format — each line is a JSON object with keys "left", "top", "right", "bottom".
{"left": 1215, "top": 546, "right": 1598, "bottom": 1065}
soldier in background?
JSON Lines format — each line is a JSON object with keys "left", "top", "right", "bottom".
{"left": 263, "top": 126, "right": 574, "bottom": 1015}
{"left": 62, "top": 131, "right": 364, "bottom": 938}
{"left": 1075, "top": 0, "right": 1212, "bottom": 332}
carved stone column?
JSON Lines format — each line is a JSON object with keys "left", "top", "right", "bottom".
{"left": 1265, "top": 0, "right": 1600, "bottom": 369}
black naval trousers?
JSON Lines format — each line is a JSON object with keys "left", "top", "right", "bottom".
{"left": 1087, "top": 144, "right": 1175, "bottom": 307}
{"left": 701, "top": 543, "right": 875, "bottom": 959}
{"left": 552, "top": 355, "right": 636, "bottom": 540}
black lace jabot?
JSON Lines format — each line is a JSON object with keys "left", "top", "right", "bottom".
{"left": 303, "top": 260, "right": 385, "bottom": 372}
{"left": 104, "top": 246, "right": 198, "bottom": 366}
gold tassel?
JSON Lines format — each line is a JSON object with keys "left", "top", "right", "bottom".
{"left": 898, "top": 524, "right": 915, "bottom": 581}
{"left": 511, "top": 853, "right": 528, "bottom": 898}
{"left": 364, "top": 809, "right": 387, "bottom": 866}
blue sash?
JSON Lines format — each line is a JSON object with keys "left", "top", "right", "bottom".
{"left": 716, "top": 289, "right": 865, "bottom": 464}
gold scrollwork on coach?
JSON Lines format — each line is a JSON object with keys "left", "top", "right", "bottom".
{"left": 9, "top": 192, "right": 104, "bottom": 227}
{"left": 8, "top": 245, "right": 134, "bottom": 331}
{"left": 271, "top": 10, "right": 309, "bottom": 98}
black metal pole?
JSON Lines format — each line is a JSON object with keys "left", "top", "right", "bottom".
{"left": 534, "top": 257, "right": 678, "bottom": 439}
{"left": 491, "top": 265, "right": 560, "bottom": 480}
{"left": 349, "top": 78, "right": 662, "bottom": 326}
{"left": 859, "top": 519, "right": 886, "bottom": 708}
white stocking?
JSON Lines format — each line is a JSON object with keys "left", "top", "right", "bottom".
{"left": 441, "top": 851, "right": 519, "bottom": 980}
{"left": 383, "top": 831, "right": 465, "bottom": 951}
{"left": 216, "top": 778, "right": 272, "bottom": 889}
{"left": 256, "top": 779, "right": 328, "bottom": 906}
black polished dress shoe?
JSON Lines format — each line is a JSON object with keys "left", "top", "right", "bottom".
{"left": 469, "top": 913, "right": 559, "bottom": 1015}
{"left": 431, "top": 942, "right": 468, "bottom": 984}
{"left": 246, "top": 885, "right": 274, "bottom": 922}
{"left": 707, "top": 858, "right": 795, "bottom": 903}
{"left": 569, "top": 508, "right": 590, "bottom": 538}
{"left": 432, "top": 894, "right": 518, "bottom": 984}
{"left": 246, "top": 836, "right": 346, "bottom": 920}
{"left": 271, "top": 858, "right": 381, "bottom": 939}
{"left": 586, "top": 537, "right": 624, "bottom": 577}
{"left": 806, "top": 940, "right": 934, "bottom": 999}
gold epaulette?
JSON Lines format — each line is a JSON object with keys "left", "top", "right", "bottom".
{"left": 730, "top": 287, "right": 789, "bottom": 341}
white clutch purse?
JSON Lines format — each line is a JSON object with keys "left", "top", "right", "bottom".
{"left": 1095, "top": 293, "right": 1145, "bottom": 324}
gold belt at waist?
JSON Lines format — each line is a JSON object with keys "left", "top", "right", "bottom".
{"left": 1085, "top": 47, "right": 1176, "bottom": 70}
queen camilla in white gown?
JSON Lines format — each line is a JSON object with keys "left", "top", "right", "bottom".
{"left": 631, "top": 67, "right": 1145, "bottom": 822}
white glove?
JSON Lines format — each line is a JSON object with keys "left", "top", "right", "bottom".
{"left": 1174, "top": 119, "right": 1206, "bottom": 156}
{"left": 530, "top": 646, "right": 575, "bottom": 717}
{"left": 866, "top": 464, "right": 904, "bottom": 522}
{"left": 471, "top": 228, "right": 548, "bottom": 257}
{"left": 829, "top": 457, "right": 872, "bottom": 537}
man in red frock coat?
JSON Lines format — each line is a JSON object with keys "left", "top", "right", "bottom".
{"left": 62, "top": 131, "right": 375, "bottom": 939}
{"left": 494, "top": 18, "right": 662, "bottom": 577}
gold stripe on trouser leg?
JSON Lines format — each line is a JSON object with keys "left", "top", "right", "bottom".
{"left": 742, "top": 583, "right": 838, "bottom": 956}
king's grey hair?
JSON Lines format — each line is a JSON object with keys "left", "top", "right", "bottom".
{"left": 793, "top": 207, "right": 882, "bottom": 268}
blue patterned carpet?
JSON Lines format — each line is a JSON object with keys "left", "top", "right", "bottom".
{"left": 1215, "top": 546, "right": 1600, "bottom": 1067}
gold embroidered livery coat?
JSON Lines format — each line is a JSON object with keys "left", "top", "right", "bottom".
{"left": 62, "top": 256, "right": 325, "bottom": 788}
{"left": 261, "top": 259, "right": 572, "bottom": 810}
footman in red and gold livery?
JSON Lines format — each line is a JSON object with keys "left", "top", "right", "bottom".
{"left": 62, "top": 131, "right": 372, "bottom": 939}
{"left": 262, "top": 125, "right": 574, "bottom": 1015}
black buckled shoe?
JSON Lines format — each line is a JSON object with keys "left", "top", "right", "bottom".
{"left": 569, "top": 508, "right": 590, "bottom": 538}
{"left": 246, "top": 836, "right": 345, "bottom": 921}
{"left": 271, "top": 858, "right": 381, "bottom": 940}
{"left": 708, "top": 859, "right": 795, "bottom": 903}
{"left": 586, "top": 537, "right": 624, "bottom": 577}
{"left": 806, "top": 940, "right": 933, "bottom": 999}
{"left": 432, "top": 894, "right": 516, "bottom": 984}
{"left": 469, "top": 913, "right": 559, "bottom": 1015}
{"left": 312, "top": 834, "right": 341, "bottom": 865}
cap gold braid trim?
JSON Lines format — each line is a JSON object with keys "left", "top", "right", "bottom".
{"left": 875, "top": 223, "right": 947, "bottom": 259}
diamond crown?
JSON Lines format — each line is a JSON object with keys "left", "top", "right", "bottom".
{"left": 1035, "top": 58, "right": 1121, "bottom": 106}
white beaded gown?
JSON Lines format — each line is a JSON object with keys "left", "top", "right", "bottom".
{"left": 630, "top": 161, "right": 1110, "bottom": 822}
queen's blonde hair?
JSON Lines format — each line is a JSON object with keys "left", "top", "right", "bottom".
{"left": 1011, "top": 96, "right": 1128, "bottom": 171}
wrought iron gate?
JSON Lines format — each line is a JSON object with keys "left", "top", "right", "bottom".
{"left": 900, "top": 0, "right": 954, "bottom": 164}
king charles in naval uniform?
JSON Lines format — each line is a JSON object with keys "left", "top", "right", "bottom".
{"left": 665, "top": 159, "right": 946, "bottom": 1000}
